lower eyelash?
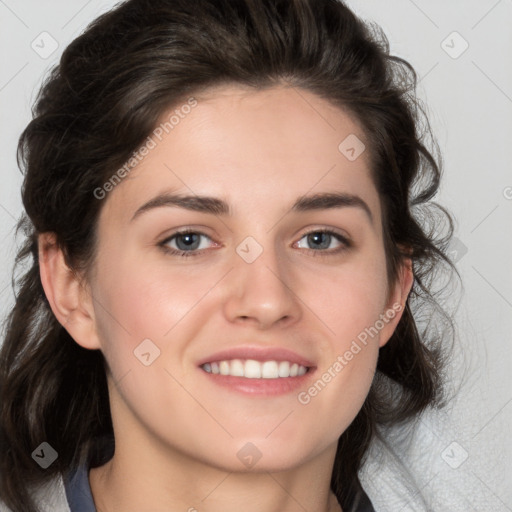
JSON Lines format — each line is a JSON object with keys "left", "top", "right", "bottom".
{"left": 163, "top": 248, "right": 200, "bottom": 258}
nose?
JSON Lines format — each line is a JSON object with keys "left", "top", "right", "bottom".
{"left": 222, "top": 240, "right": 303, "bottom": 330}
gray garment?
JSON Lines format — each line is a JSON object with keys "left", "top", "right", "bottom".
{"left": 63, "top": 465, "right": 97, "bottom": 512}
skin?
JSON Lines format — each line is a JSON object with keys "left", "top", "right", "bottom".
{"left": 39, "top": 83, "right": 413, "bottom": 512}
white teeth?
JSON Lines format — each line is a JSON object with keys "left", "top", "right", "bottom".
{"left": 244, "top": 359, "right": 261, "bottom": 378}
{"left": 231, "top": 359, "right": 245, "bottom": 377}
{"left": 261, "top": 361, "right": 279, "bottom": 379}
{"left": 278, "top": 361, "right": 290, "bottom": 377}
{"left": 201, "top": 358, "right": 308, "bottom": 378}
{"left": 219, "top": 360, "right": 230, "bottom": 375}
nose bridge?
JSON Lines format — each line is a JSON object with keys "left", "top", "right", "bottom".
{"left": 223, "top": 233, "right": 302, "bottom": 328}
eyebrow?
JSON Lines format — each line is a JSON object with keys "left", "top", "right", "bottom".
{"left": 131, "top": 191, "right": 373, "bottom": 223}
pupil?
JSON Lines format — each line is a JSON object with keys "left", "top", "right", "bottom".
{"left": 177, "top": 233, "right": 199, "bottom": 250}
{"left": 309, "top": 232, "right": 329, "bottom": 249}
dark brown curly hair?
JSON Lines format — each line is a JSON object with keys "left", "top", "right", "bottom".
{"left": 0, "top": 0, "right": 457, "bottom": 510}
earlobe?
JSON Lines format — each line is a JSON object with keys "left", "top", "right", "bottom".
{"left": 38, "top": 232, "right": 101, "bottom": 350}
{"left": 378, "top": 256, "right": 414, "bottom": 348}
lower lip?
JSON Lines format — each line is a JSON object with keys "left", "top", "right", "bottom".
{"left": 199, "top": 368, "right": 315, "bottom": 396}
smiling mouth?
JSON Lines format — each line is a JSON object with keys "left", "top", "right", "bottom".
{"left": 201, "top": 359, "right": 310, "bottom": 379}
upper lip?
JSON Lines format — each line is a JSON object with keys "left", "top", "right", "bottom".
{"left": 197, "top": 346, "right": 315, "bottom": 368}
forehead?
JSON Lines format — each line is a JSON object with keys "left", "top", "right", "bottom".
{"left": 100, "top": 84, "right": 380, "bottom": 225}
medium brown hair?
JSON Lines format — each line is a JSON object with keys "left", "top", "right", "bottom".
{"left": 0, "top": 0, "right": 457, "bottom": 510}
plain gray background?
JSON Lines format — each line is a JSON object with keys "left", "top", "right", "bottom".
{"left": 0, "top": 0, "right": 511, "bottom": 509}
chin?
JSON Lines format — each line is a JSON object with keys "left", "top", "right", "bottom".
{"left": 199, "top": 435, "right": 329, "bottom": 474}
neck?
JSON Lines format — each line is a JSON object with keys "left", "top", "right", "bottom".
{"left": 89, "top": 431, "right": 343, "bottom": 512}
{"left": 88, "top": 376, "right": 344, "bottom": 512}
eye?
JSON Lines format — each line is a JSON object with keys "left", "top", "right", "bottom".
{"left": 159, "top": 230, "right": 214, "bottom": 257}
{"left": 159, "top": 228, "right": 351, "bottom": 258}
{"left": 295, "top": 229, "right": 351, "bottom": 256}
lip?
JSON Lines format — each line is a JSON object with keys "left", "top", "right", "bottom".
{"left": 196, "top": 346, "right": 315, "bottom": 368}
{"left": 196, "top": 346, "right": 316, "bottom": 397}
{"left": 199, "top": 371, "right": 314, "bottom": 396}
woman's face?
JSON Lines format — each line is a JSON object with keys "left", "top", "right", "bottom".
{"left": 83, "top": 84, "right": 408, "bottom": 472}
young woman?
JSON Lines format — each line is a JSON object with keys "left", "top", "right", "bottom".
{"left": 0, "top": 0, "right": 456, "bottom": 511}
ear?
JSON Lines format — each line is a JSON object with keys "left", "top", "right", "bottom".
{"left": 38, "top": 232, "right": 101, "bottom": 350}
{"left": 378, "top": 255, "right": 414, "bottom": 348}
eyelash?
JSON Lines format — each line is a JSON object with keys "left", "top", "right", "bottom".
{"left": 158, "top": 228, "right": 352, "bottom": 258}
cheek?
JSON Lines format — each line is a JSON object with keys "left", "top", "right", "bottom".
{"left": 314, "top": 250, "right": 390, "bottom": 343}
{"left": 292, "top": 248, "right": 389, "bottom": 424}
{"left": 91, "top": 249, "right": 222, "bottom": 373}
